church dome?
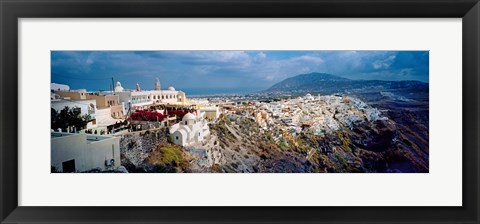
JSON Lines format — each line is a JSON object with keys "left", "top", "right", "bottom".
{"left": 168, "top": 86, "right": 175, "bottom": 91}
{"left": 114, "top": 81, "right": 124, "bottom": 92}
{"left": 182, "top": 112, "right": 196, "bottom": 121}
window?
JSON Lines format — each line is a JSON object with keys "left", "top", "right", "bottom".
{"left": 175, "top": 136, "right": 179, "bottom": 140}
{"left": 62, "top": 159, "right": 76, "bottom": 173}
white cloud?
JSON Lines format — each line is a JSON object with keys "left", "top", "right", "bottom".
{"left": 254, "top": 52, "right": 267, "bottom": 63}
{"left": 372, "top": 55, "right": 396, "bottom": 69}
{"left": 294, "top": 55, "right": 324, "bottom": 64}
{"left": 300, "top": 67, "right": 312, "bottom": 73}
{"left": 264, "top": 74, "right": 275, "bottom": 81}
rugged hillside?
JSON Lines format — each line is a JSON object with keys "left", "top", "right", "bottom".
{"left": 120, "top": 129, "right": 190, "bottom": 173}
{"left": 206, "top": 114, "right": 428, "bottom": 173}
{"left": 266, "top": 72, "right": 428, "bottom": 95}
{"left": 118, "top": 95, "right": 428, "bottom": 173}
{"left": 207, "top": 115, "right": 308, "bottom": 173}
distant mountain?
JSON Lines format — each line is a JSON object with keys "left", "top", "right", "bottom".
{"left": 265, "top": 72, "right": 428, "bottom": 95}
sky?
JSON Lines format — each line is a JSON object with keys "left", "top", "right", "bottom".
{"left": 51, "top": 51, "right": 429, "bottom": 92}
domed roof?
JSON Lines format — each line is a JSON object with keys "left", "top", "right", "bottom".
{"left": 182, "top": 112, "right": 196, "bottom": 121}
{"left": 168, "top": 86, "right": 175, "bottom": 91}
{"left": 114, "top": 81, "right": 124, "bottom": 92}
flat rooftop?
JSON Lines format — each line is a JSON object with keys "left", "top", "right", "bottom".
{"left": 51, "top": 132, "right": 114, "bottom": 142}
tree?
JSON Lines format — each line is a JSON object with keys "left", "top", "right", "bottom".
{"left": 167, "top": 134, "right": 174, "bottom": 143}
{"left": 51, "top": 106, "right": 92, "bottom": 132}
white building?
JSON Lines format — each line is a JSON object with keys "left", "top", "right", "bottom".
{"left": 169, "top": 112, "right": 210, "bottom": 146}
{"left": 51, "top": 132, "right": 121, "bottom": 172}
{"left": 199, "top": 106, "right": 221, "bottom": 121}
{"left": 114, "top": 79, "right": 187, "bottom": 111}
{"left": 304, "top": 93, "right": 315, "bottom": 101}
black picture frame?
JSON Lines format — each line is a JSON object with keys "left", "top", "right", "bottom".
{"left": 1, "top": 0, "right": 479, "bottom": 223}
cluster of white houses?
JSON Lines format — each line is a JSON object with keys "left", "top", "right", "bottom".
{"left": 51, "top": 78, "right": 212, "bottom": 173}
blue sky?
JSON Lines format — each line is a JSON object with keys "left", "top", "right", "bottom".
{"left": 51, "top": 51, "right": 429, "bottom": 91}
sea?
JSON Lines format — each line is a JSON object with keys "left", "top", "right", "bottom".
{"left": 85, "top": 87, "right": 266, "bottom": 98}
{"left": 180, "top": 87, "right": 265, "bottom": 97}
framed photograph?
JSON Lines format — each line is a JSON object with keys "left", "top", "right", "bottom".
{"left": 1, "top": 0, "right": 479, "bottom": 223}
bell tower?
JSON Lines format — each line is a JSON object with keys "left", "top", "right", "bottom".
{"left": 155, "top": 78, "right": 161, "bottom": 91}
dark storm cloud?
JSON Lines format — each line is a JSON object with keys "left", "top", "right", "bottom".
{"left": 51, "top": 50, "right": 429, "bottom": 91}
